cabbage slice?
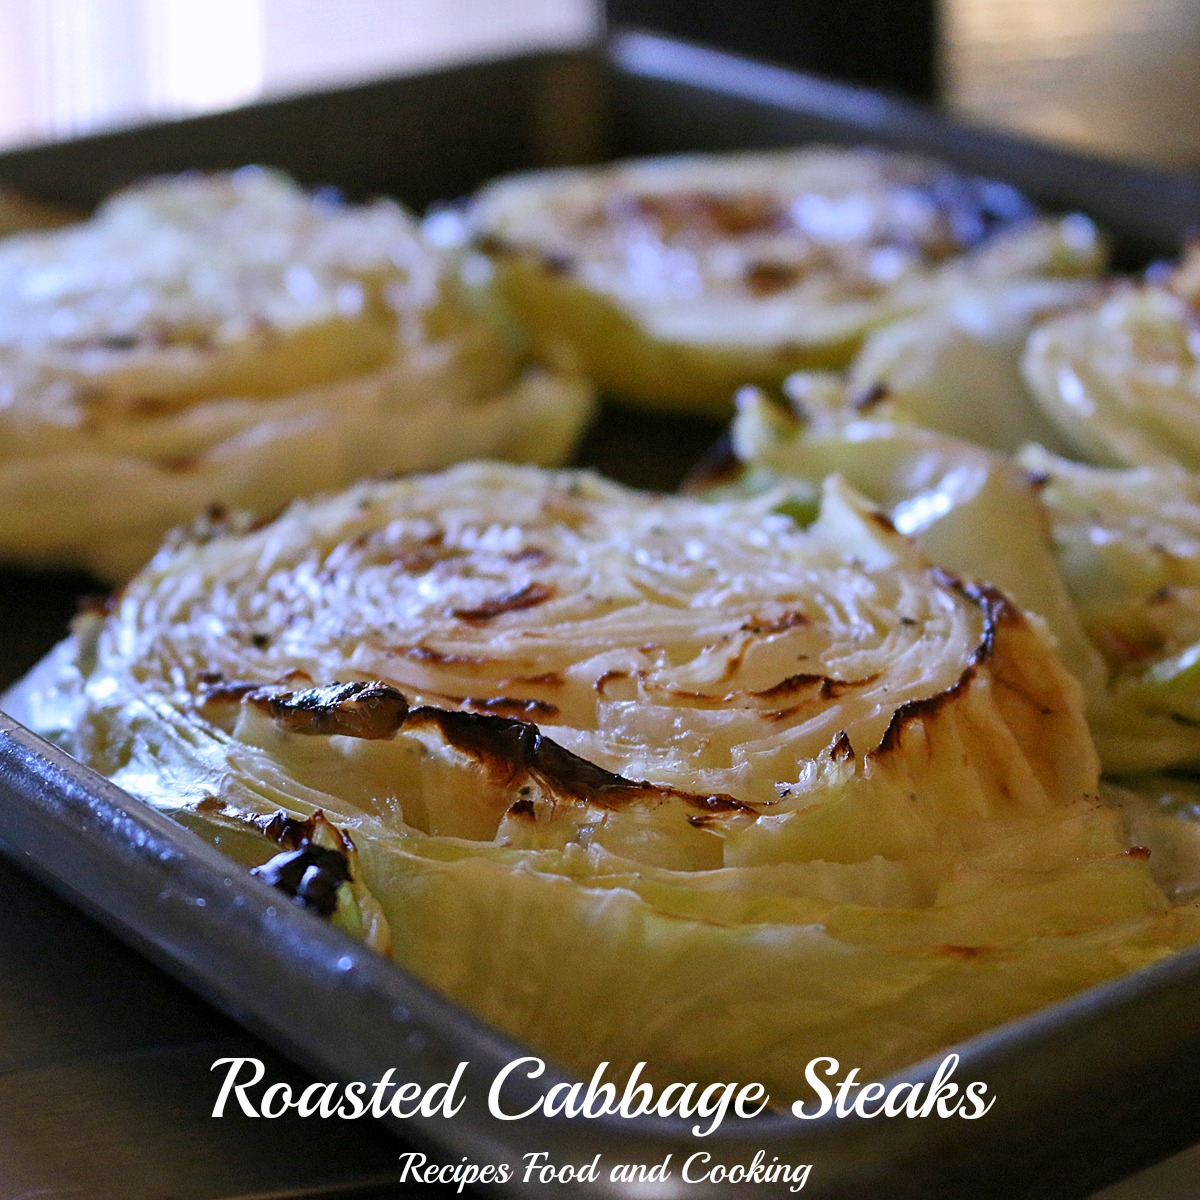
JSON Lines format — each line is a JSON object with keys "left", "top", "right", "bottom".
{"left": 9, "top": 461, "right": 1193, "bottom": 1094}
{"left": 464, "top": 148, "right": 1104, "bottom": 415}
{"left": 0, "top": 169, "right": 594, "bottom": 580}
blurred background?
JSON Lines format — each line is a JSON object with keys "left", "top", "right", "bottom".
{"left": 0, "top": 0, "right": 599, "bottom": 146}
{"left": 1, "top": 0, "right": 1199, "bottom": 169}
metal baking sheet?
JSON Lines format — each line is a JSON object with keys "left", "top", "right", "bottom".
{"left": 2, "top": 29, "right": 1200, "bottom": 1197}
